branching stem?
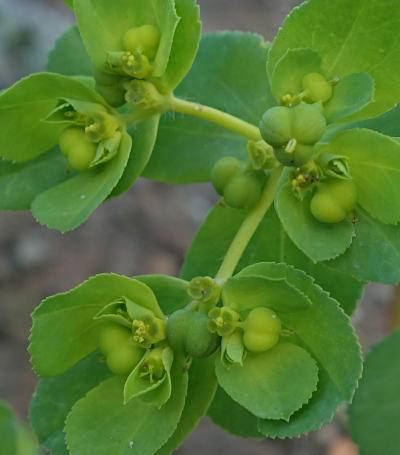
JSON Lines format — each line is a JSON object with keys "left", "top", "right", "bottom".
{"left": 168, "top": 97, "right": 262, "bottom": 141}
{"left": 214, "top": 165, "right": 283, "bottom": 284}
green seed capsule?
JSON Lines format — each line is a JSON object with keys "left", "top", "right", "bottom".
{"left": 59, "top": 127, "right": 97, "bottom": 171}
{"left": 274, "top": 143, "right": 315, "bottom": 167}
{"left": 302, "top": 72, "right": 333, "bottom": 103}
{"left": 106, "top": 342, "right": 144, "bottom": 376}
{"left": 167, "top": 310, "right": 220, "bottom": 358}
{"left": 211, "top": 157, "right": 244, "bottom": 195}
{"left": 259, "top": 106, "right": 293, "bottom": 147}
{"left": 310, "top": 178, "right": 358, "bottom": 223}
{"left": 260, "top": 103, "right": 326, "bottom": 167}
{"left": 223, "top": 173, "right": 263, "bottom": 209}
{"left": 290, "top": 103, "right": 326, "bottom": 145}
{"left": 98, "top": 324, "right": 132, "bottom": 355}
{"left": 243, "top": 307, "right": 281, "bottom": 353}
{"left": 123, "top": 25, "right": 160, "bottom": 60}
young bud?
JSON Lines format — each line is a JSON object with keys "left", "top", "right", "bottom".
{"left": 125, "top": 80, "right": 165, "bottom": 110}
{"left": 187, "top": 276, "right": 222, "bottom": 305}
{"left": 247, "top": 140, "right": 278, "bottom": 170}
{"left": 139, "top": 346, "right": 166, "bottom": 383}
{"left": 318, "top": 153, "right": 352, "bottom": 180}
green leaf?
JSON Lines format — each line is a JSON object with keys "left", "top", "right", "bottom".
{"left": 223, "top": 275, "right": 311, "bottom": 313}
{"left": 63, "top": 0, "right": 73, "bottom": 8}
{"left": 182, "top": 204, "right": 364, "bottom": 315}
{"left": 328, "top": 207, "right": 400, "bottom": 284}
{"left": 0, "top": 149, "right": 71, "bottom": 210}
{"left": 144, "top": 32, "right": 276, "bottom": 183}
{"left": 136, "top": 274, "right": 191, "bottom": 315}
{"left": 0, "top": 73, "right": 105, "bottom": 162}
{"left": 324, "top": 73, "right": 374, "bottom": 123}
{"left": 47, "top": 25, "right": 92, "bottom": 77}
{"left": 29, "top": 273, "right": 159, "bottom": 376}
{"left": 0, "top": 400, "right": 18, "bottom": 455}
{"left": 65, "top": 357, "right": 188, "bottom": 455}
{"left": 208, "top": 387, "right": 263, "bottom": 439}
{"left": 268, "top": 0, "right": 400, "bottom": 121}
{"left": 158, "top": 0, "right": 201, "bottom": 92}
{"left": 271, "top": 48, "right": 322, "bottom": 102}
{"left": 31, "top": 129, "right": 131, "bottom": 232}
{"left": 155, "top": 357, "right": 217, "bottom": 455}
{"left": 235, "top": 263, "right": 361, "bottom": 438}
{"left": 322, "top": 129, "right": 400, "bottom": 224}
{"left": 111, "top": 116, "right": 160, "bottom": 198}
{"left": 215, "top": 341, "right": 319, "bottom": 421}
{"left": 349, "top": 329, "right": 400, "bottom": 455}
{"left": 124, "top": 347, "right": 173, "bottom": 407}
{"left": 75, "top": 0, "right": 179, "bottom": 77}
{"left": 275, "top": 182, "right": 355, "bottom": 262}
{"left": 352, "top": 103, "right": 400, "bottom": 137}
{"left": 29, "top": 351, "right": 111, "bottom": 455}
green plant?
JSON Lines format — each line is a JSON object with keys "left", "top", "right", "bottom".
{"left": 1, "top": 0, "right": 400, "bottom": 453}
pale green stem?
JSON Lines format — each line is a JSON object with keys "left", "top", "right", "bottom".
{"left": 168, "top": 97, "right": 262, "bottom": 142}
{"left": 214, "top": 166, "right": 284, "bottom": 284}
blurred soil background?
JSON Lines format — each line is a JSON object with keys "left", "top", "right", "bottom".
{"left": 0, "top": 0, "right": 396, "bottom": 454}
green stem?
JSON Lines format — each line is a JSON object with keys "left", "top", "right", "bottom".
{"left": 214, "top": 166, "right": 284, "bottom": 283}
{"left": 168, "top": 96, "right": 262, "bottom": 142}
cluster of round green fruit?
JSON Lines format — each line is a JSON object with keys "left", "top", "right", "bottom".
{"left": 95, "top": 25, "right": 160, "bottom": 107}
{"left": 207, "top": 306, "right": 282, "bottom": 354}
{"left": 310, "top": 178, "right": 358, "bottom": 223}
{"left": 211, "top": 157, "right": 267, "bottom": 209}
{"left": 98, "top": 324, "right": 145, "bottom": 376}
{"left": 166, "top": 310, "right": 220, "bottom": 358}
{"left": 259, "top": 103, "right": 326, "bottom": 167}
